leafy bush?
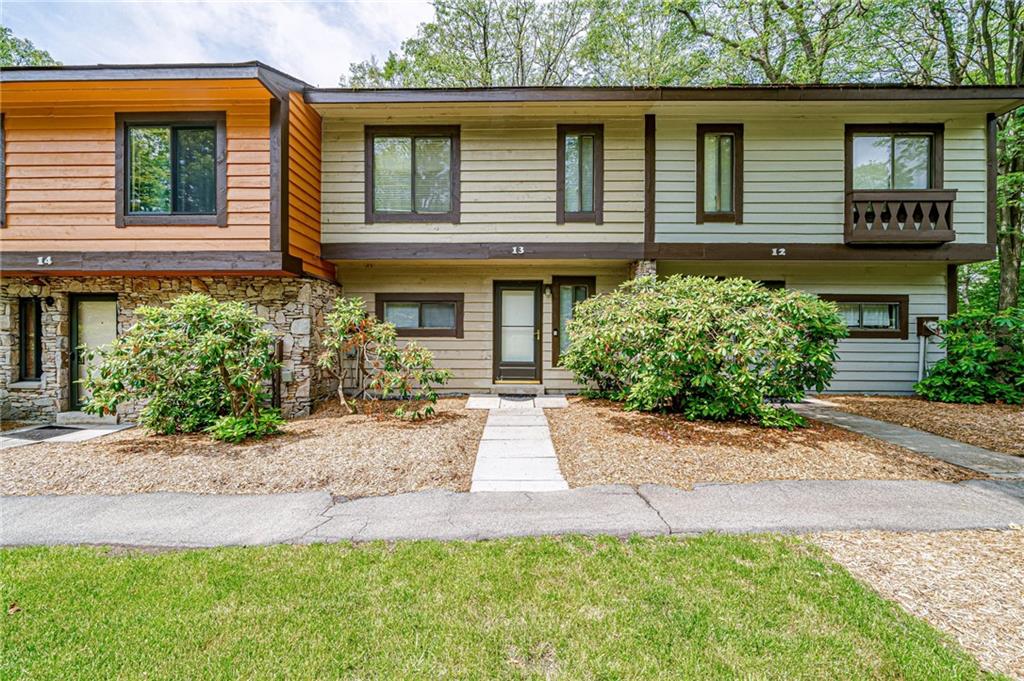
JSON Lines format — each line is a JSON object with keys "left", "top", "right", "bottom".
{"left": 316, "top": 296, "right": 452, "bottom": 419}
{"left": 206, "top": 410, "right": 286, "bottom": 443}
{"left": 914, "top": 307, "right": 1024, "bottom": 404}
{"left": 82, "top": 293, "right": 280, "bottom": 437}
{"left": 560, "top": 275, "right": 847, "bottom": 427}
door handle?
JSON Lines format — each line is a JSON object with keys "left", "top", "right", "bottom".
{"left": 534, "top": 329, "right": 541, "bottom": 340}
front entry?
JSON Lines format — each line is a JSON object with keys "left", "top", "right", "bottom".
{"left": 70, "top": 294, "right": 118, "bottom": 410}
{"left": 493, "top": 281, "right": 542, "bottom": 383}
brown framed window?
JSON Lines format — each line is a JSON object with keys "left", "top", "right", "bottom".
{"left": 556, "top": 125, "right": 603, "bottom": 225}
{"left": 375, "top": 293, "right": 464, "bottom": 338}
{"left": 820, "top": 294, "right": 909, "bottom": 340}
{"left": 845, "top": 124, "right": 943, "bottom": 192}
{"left": 18, "top": 297, "right": 42, "bottom": 381}
{"left": 551, "top": 276, "right": 595, "bottom": 365}
{"left": 365, "top": 126, "right": 460, "bottom": 224}
{"left": 696, "top": 123, "right": 743, "bottom": 224}
{"left": 115, "top": 112, "right": 227, "bottom": 228}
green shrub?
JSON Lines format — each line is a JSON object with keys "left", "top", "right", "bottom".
{"left": 560, "top": 275, "right": 847, "bottom": 427}
{"left": 206, "top": 410, "right": 286, "bottom": 443}
{"left": 914, "top": 307, "right": 1024, "bottom": 404}
{"left": 82, "top": 293, "right": 280, "bottom": 436}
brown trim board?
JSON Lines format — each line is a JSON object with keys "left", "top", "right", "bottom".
{"left": 374, "top": 292, "right": 465, "bottom": 339}
{"left": 986, "top": 113, "right": 998, "bottom": 246}
{"left": 649, "top": 242, "right": 994, "bottom": 263}
{"left": 322, "top": 242, "right": 646, "bottom": 261}
{"left": 947, "top": 263, "right": 959, "bottom": 316}
{"left": 322, "top": 242, "right": 994, "bottom": 263}
{"left": 644, "top": 114, "right": 655, "bottom": 247}
{"left": 1, "top": 250, "right": 303, "bottom": 275}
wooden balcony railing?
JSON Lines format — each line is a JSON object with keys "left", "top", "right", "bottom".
{"left": 845, "top": 189, "right": 957, "bottom": 245}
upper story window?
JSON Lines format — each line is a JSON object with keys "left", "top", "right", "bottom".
{"left": 115, "top": 112, "right": 227, "bottom": 227}
{"left": 365, "top": 126, "right": 460, "bottom": 224}
{"left": 557, "top": 125, "right": 604, "bottom": 224}
{"left": 696, "top": 124, "right": 744, "bottom": 224}
{"left": 847, "top": 124, "right": 943, "bottom": 191}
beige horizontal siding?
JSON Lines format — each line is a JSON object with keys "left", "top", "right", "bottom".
{"left": 321, "top": 116, "right": 646, "bottom": 244}
{"left": 657, "top": 261, "right": 951, "bottom": 393}
{"left": 655, "top": 113, "right": 988, "bottom": 245}
{"left": 337, "top": 262, "right": 630, "bottom": 392}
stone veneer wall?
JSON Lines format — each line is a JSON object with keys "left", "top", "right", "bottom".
{"left": 0, "top": 275, "right": 340, "bottom": 422}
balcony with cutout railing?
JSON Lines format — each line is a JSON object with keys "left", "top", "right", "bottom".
{"left": 845, "top": 189, "right": 957, "bottom": 245}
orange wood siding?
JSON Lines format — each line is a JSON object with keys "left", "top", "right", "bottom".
{"left": 287, "top": 92, "right": 333, "bottom": 280}
{"left": 0, "top": 79, "right": 272, "bottom": 252}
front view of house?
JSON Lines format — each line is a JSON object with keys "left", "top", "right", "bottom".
{"left": 1, "top": 63, "right": 1021, "bottom": 421}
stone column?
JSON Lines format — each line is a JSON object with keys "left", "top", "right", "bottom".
{"left": 630, "top": 260, "right": 657, "bottom": 278}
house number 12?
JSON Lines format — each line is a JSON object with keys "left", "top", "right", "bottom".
{"left": 771, "top": 248, "right": 787, "bottom": 257}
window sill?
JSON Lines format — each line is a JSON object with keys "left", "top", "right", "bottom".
{"left": 9, "top": 380, "right": 42, "bottom": 389}
{"left": 368, "top": 213, "right": 460, "bottom": 225}
{"left": 119, "top": 214, "right": 225, "bottom": 227}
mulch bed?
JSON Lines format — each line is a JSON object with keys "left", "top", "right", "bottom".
{"left": 0, "top": 420, "right": 31, "bottom": 433}
{"left": 546, "top": 398, "right": 978, "bottom": 489}
{"left": 0, "top": 398, "right": 486, "bottom": 498}
{"left": 825, "top": 395, "right": 1024, "bottom": 457}
{"left": 814, "top": 529, "right": 1024, "bottom": 679}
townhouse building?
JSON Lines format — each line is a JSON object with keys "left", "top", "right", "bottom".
{"left": 2, "top": 62, "right": 1020, "bottom": 421}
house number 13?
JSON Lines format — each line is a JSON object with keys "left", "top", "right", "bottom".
{"left": 511, "top": 246, "right": 525, "bottom": 255}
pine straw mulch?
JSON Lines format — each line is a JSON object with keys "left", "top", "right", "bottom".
{"left": 0, "top": 398, "right": 486, "bottom": 498}
{"left": 813, "top": 529, "right": 1024, "bottom": 680}
{"left": 824, "top": 395, "right": 1024, "bottom": 457}
{"left": 546, "top": 398, "right": 979, "bottom": 489}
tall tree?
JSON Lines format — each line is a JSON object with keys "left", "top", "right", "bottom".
{"left": 344, "top": 0, "right": 591, "bottom": 87}
{"left": 874, "top": 0, "right": 1022, "bottom": 310}
{"left": 0, "top": 27, "right": 59, "bottom": 66}
{"left": 670, "top": 0, "right": 878, "bottom": 84}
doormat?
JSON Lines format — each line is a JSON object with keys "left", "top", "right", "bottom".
{"left": 5, "top": 426, "right": 82, "bottom": 442}
{"left": 497, "top": 394, "right": 534, "bottom": 401}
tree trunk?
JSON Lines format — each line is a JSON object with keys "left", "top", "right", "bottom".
{"left": 997, "top": 214, "right": 1022, "bottom": 310}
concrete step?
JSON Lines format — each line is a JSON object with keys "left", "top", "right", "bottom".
{"left": 56, "top": 411, "right": 118, "bottom": 425}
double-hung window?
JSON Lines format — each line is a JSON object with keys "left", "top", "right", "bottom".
{"left": 849, "top": 125, "right": 941, "bottom": 191}
{"left": 375, "top": 293, "right": 464, "bottom": 338}
{"left": 557, "top": 125, "right": 603, "bottom": 224}
{"left": 115, "top": 112, "right": 226, "bottom": 227}
{"left": 365, "top": 126, "right": 460, "bottom": 223}
{"left": 820, "top": 294, "right": 909, "bottom": 340}
{"left": 697, "top": 124, "right": 743, "bottom": 224}
{"left": 18, "top": 298, "right": 42, "bottom": 381}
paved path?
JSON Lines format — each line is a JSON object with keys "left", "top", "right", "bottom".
{"left": 467, "top": 395, "right": 569, "bottom": 492}
{"left": 3, "top": 480, "right": 1022, "bottom": 548}
{"left": 796, "top": 402, "right": 1024, "bottom": 479}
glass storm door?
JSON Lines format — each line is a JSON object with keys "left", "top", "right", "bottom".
{"left": 493, "top": 281, "right": 542, "bottom": 382}
{"left": 70, "top": 295, "right": 117, "bottom": 410}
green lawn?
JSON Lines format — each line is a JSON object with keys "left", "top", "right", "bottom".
{"left": 1, "top": 535, "right": 993, "bottom": 679}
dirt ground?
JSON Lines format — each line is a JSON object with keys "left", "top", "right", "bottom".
{"left": 825, "top": 395, "right": 1023, "bottom": 457}
{"left": 0, "top": 398, "right": 486, "bottom": 497}
{"left": 546, "top": 398, "right": 978, "bottom": 488}
{"left": 0, "top": 420, "right": 30, "bottom": 433}
{"left": 814, "top": 529, "right": 1024, "bottom": 680}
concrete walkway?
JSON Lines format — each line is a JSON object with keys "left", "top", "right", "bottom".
{"left": 467, "top": 395, "right": 569, "bottom": 492}
{"left": 796, "top": 402, "right": 1024, "bottom": 479}
{"left": 3, "top": 480, "right": 1022, "bottom": 548}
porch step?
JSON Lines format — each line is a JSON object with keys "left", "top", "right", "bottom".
{"left": 56, "top": 411, "right": 118, "bottom": 426}
{"left": 488, "top": 384, "right": 545, "bottom": 396}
